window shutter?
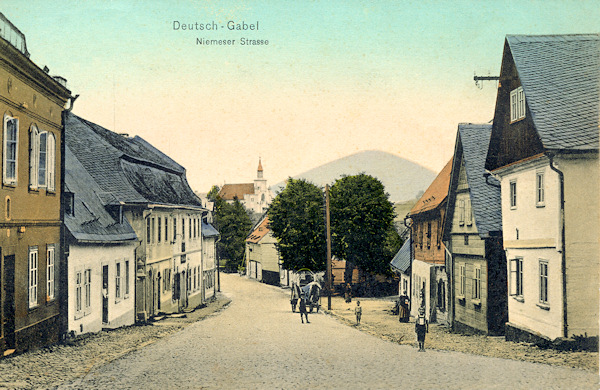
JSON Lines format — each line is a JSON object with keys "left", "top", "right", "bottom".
{"left": 29, "top": 127, "right": 39, "bottom": 189}
{"left": 47, "top": 133, "right": 55, "bottom": 191}
{"left": 509, "top": 259, "right": 517, "bottom": 296}
{"left": 458, "top": 199, "right": 465, "bottom": 225}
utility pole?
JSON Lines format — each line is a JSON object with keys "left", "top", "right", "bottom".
{"left": 325, "top": 184, "right": 332, "bottom": 310}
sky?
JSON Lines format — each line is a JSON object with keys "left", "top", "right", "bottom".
{"left": 2, "top": 1, "right": 598, "bottom": 193}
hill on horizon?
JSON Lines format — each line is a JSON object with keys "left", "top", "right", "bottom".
{"left": 271, "top": 150, "right": 437, "bottom": 202}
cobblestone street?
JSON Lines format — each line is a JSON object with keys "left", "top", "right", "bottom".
{"left": 50, "top": 273, "right": 596, "bottom": 389}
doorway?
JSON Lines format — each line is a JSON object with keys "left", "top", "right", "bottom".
{"left": 2, "top": 254, "right": 15, "bottom": 350}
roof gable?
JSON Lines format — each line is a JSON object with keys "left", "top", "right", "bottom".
{"left": 409, "top": 158, "right": 453, "bottom": 216}
{"left": 246, "top": 216, "right": 270, "bottom": 244}
{"left": 219, "top": 183, "right": 255, "bottom": 201}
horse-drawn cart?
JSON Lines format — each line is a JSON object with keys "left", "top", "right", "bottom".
{"left": 290, "top": 270, "right": 322, "bottom": 313}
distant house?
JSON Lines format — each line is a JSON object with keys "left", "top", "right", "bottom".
{"left": 245, "top": 216, "right": 281, "bottom": 286}
{"left": 201, "top": 220, "right": 219, "bottom": 301}
{"left": 485, "top": 35, "right": 599, "bottom": 343}
{"left": 65, "top": 113, "right": 217, "bottom": 322}
{"left": 0, "top": 13, "right": 71, "bottom": 355}
{"left": 407, "top": 159, "right": 452, "bottom": 323}
{"left": 444, "top": 124, "right": 507, "bottom": 335}
{"left": 390, "top": 238, "right": 412, "bottom": 299}
{"left": 219, "top": 159, "right": 272, "bottom": 215}
{"left": 64, "top": 146, "right": 137, "bottom": 335}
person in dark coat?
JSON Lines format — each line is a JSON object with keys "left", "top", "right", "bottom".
{"left": 398, "top": 291, "right": 410, "bottom": 322}
{"left": 299, "top": 297, "right": 309, "bottom": 323}
{"left": 415, "top": 307, "right": 428, "bottom": 351}
{"left": 344, "top": 283, "right": 352, "bottom": 303}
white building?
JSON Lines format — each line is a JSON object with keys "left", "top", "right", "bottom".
{"left": 219, "top": 159, "right": 273, "bottom": 215}
{"left": 485, "top": 35, "right": 599, "bottom": 343}
{"left": 64, "top": 146, "right": 137, "bottom": 335}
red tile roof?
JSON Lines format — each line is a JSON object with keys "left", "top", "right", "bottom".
{"left": 409, "top": 158, "right": 453, "bottom": 216}
{"left": 246, "top": 217, "right": 270, "bottom": 244}
{"left": 219, "top": 183, "right": 254, "bottom": 200}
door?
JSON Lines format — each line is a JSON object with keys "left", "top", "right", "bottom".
{"left": 102, "top": 265, "right": 109, "bottom": 324}
{"left": 2, "top": 254, "right": 15, "bottom": 350}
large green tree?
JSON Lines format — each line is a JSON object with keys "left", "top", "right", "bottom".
{"left": 268, "top": 178, "right": 327, "bottom": 272}
{"left": 330, "top": 174, "right": 395, "bottom": 276}
{"left": 208, "top": 186, "right": 252, "bottom": 272}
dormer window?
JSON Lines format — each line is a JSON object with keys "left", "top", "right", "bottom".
{"left": 510, "top": 86, "right": 526, "bottom": 122}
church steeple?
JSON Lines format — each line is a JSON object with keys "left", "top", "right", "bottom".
{"left": 257, "top": 158, "right": 263, "bottom": 179}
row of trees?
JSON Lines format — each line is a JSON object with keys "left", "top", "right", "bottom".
{"left": 268, "top": 174, "right": 402, "bottom": 277}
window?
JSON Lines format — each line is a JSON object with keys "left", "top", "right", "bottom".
{"left": 164, "top": 217, "right": 168, "bottom": 243}
{"left": 164, "top": 268, "right": 171, "bottom": 292}
{"left": 29, "top": 125, "right": 39, "bottom": 188}
{"left": 29, "top": 128, "right": 55, "bottom": 191}
{"left": 29, "top": 247, "right": 38, "bottom": 308}
{"left": 189, "top": 218, "right": 192, "bottom": 239}
{"left": 458, "top": 263, "right": 466, "bottom": 298}
{"left": 38, "top": 132, "right": 47, "bottom": 187}
{"left": 84, "top": 269, "right": 91, "bottom": 310}
{"left": 458, "top": 199, "right": 465, "bottom": 225}
{"left": 125, "top": 260, "right": 130, "bottom": 297}
{"left": 466, "top": 199, "right": 472, "bottom": 226}
{"left": 146, "top": 218, "right": 151, "bottom": 243}
{"left": 539, "top": 260, "right": 548, "bottom": 304}
{"left": 437, "top": 280, "right": 445, "bottom": 311}
{"left": 464, "top": 234, "right": 469, "bottom": 246}
{"left": 4, "top": 115, "right": 18, "bottom": 185}
{"left": 47, "top": 245, "right": 55, "bottom": 300}
{"left": 115, "top": 262, "right": 121, "bottom": 299}
{"left": 173, "top": 218, "right": 177, "bottom": 241}
{"left": 536, "top": 172, "right": 545, "bottom": 206}
{"left": 510, "top": 86, "right": 526, "bottom": 122}
{"left": 75, "top": 271, "right": 82, "bottom": 313}
{"left": 157, "top": 217, "right": 162, "bottom": 243}
{"left": 151, "top": 218, "right": 155, "bottom": 244}
{"left": 473, "top": 266, "right": 481, "bottom": 300}
{"left": 510, "top": 181, "right": 517, "bottom": 209}
{"left": 182, "top": 218, "right": 185, "bottom": 240}
{"left": 65, "top": 192, "right": 75, "bottom": 216}
{"left": 426, "top": 222, "right": 431, "bottom": 249}
{"left": 510, "top": 258, "right": 523, "bottom": 297}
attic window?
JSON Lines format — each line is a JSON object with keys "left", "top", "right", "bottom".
{"left": 64, "top": 192, "right": 74, "bottom": 216}
{"left": 510, "top": 86, "right": 525, "bottom": 122}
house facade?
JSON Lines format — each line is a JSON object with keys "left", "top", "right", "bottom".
{"left": 65, "top": 113, "right": 216, "bottom": 322}
{"left": 485, "top": 35, "right": 599, "bottom": 342}
{"left": 219, "top": 159, "right": 272, "bottom": 215}
{"left": 407, "top": 158, "right": 452, "bottom": 323}
{"left": 444, "top": 124, "right": 507, "bottom": 335}
{"left": 64, "top": 146, "right": 137, "bottom": 335}
{"left": 245, "top": 216, "right": 281, "bottom": 286}
{"left": 0, "top": 13, "right": 71, "bottom": 355}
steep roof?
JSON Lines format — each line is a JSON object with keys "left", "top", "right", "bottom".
{"left": 246, "top": 216, "right": 270, "bottom": 244}
{"left": 219, "top": 183, "right": 255, "bottom": 201}
{"left": 506, "top": 34, "right": 599, "bottom": 150}
{"left": 64, "top": 145, "right": 137, "bottom": 242}
{"left": 201, "top": 222, "right": 220, "bottom": 238}
{"left": 390, "top": 238, "right": 411, "bottom": 273}
{"left": 409, "top": 158, "right": 453, "bottom": 216}
{"left": 446, "top": 124, "right": 502, "bottom": 239}
{"left": 65, "top": 112, "right": 203, "bottom": 208}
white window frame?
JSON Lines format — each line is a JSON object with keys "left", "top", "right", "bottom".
{"left": 510, "top": 258, "right": 523, "bottom": 298}
{"left": 29, "top": 247, "right": 38, "bottom": 308}
{"left": 46, "top": 245, "right": 55, "bottom": 301}
{"left": 47, "top": 132, "right": 55, "bottom": 191}
{"left": 539, "top": 260, "right": 549, "bottom": 305}
{"left": 115, "top": 262, "right": 121, "bottom": 300}
{"left": 472, "top": 265, "right": 481, "bottom": 301}
{"left": 3, "top": 115, "right": 19, "bottom": 185}
{"left": 510, "top": 86, "right": 526, "bottom": 122}
{"left": 75, "top": 270, "right": 83, "bottom": 316}
{"left": 536, "top": 172, "right": 545, "bottom": 207}
{"left": 125, "top": 260, "right": 130, "bottom": 298}
{"left": 509, "top": 180, "right": 517, "bottom": 209}
{"left": 29, "top": 125, "right": 39, "bottom": 189}
{"left": 84, "top": 268, "right": 91, "bottom": 313}
{"left": 458, "top": 263, "right": 466, "bottom": 299}
{"left": 466, "top": 198, "right": 473, "bottom": 226}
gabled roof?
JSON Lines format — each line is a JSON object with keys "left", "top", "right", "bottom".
{"left": 409, "top": 158, "right": 453, "bottom": 216}
{"left": 201, "top": 222, "right": 220, "bottom": 238}
{"left": 219, "top": 183, "right": 254, "bottom": 201}
{"left": 446, "top": 124, "right": 502, "bottom": 239}
{"left": 64, "top": 145, "right": 137, "bottom": 243}
{"left": 246, "top": 216, "right": 270, "bottom": 244}
{"left": 65, "top": 112, "right": 203, "bottom": 208}
{"left": 390, "top": 238, "right": 411, "bottom": 273}
{"left": 507, "top": 34, "right": 599, "bottom": 150}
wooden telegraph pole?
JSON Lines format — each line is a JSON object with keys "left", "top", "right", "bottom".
{"left": 325, "top": 184, "right": 332, "bottom": 310}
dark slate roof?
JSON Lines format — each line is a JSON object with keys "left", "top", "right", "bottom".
{"left": 390, "top": 238, "right": 411, "bottom": 273}
{"left": 202, "top": 222, "right": 220, "bottom": 238}
{"left": 507, "top": 34, "right": 599, "bottom": 150}
{"left": 64, "top": 145, "right": 137, "bottom": 242}
{"left": 459, "top": 124, "right": 502, "bottom": 236}
{"left": 65, "top": 112, "right": 203, "bottom": 208}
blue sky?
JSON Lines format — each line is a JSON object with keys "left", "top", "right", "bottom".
{"left": 2, "top": 1, "right": 598, "bottom": 192}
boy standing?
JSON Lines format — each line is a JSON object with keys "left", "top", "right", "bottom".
{"left": 415, "top": 307, "right": 428, "bottom": 351}
{"left": 355, "top": 301, "right": 362, "bottom": 325}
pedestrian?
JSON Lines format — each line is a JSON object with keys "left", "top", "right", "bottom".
{"left": 415, "top": 307, "right": 428, "bottom": 351}
{"left": 398, "top": 290, "right": 410, "bottom": 323}
{"left": 299, "top": 297, "right": 309, "bottom": 324}
{"left": 345, "top": 283, "right": 352, "bottom": 303}
{"left": 355, "top": 300, "right": 362, "bottom": 325}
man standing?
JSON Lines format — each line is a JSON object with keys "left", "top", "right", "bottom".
{"left": 415, "top": 307, "right": 428, "bottom": 351}
{"left": 299, "top": 298, "right": 309, "bottom": 324}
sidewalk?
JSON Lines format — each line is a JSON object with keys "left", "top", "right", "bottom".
{"left": 325, "top": 296, "right": 598, "bottom": 372}
{"left": 0, "top": 295, "right": 231, "bottom": 390}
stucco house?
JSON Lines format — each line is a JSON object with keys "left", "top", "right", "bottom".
{"left": 444, "top": 123, "right": 507, "bottom": 335}
{"left": 245, "top": 216, "right": 281, "bottom": 286}
{"left": 485, "top": 34, "right": 599, "bottom": 344}
{"left": 64, "top": 146, "right": 137, "bottom": 335}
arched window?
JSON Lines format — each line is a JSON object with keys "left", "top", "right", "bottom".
{"left": 29, "top": 125, "right": 39, "bottom": 189}
{"left": 29, "top": 127, "right": 56, "bottom": 191}
{"left": 3, "top": 114, "right": 19, "bottom": 185}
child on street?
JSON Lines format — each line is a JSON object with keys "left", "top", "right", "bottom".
{"left": 299, "top": 298, "right": 309, "bottom": 324}
{"left": 355, "top": 301, "right": 362, "bottom": 325}
{"left": 415, "top": 307, "right": 428, "bottom": 351}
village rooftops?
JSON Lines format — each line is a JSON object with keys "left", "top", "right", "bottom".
{"left": 390, "top": 237, "right": 412, "bottom": 273}
{"left": 409, "top": 158, "right": 453, "bottom": 216}
{"left": 65, "top": 112, "right": 204, "bottom": 209}
{"left": 246, "top": 216, "right": 270, "bottom": 244}
{"left": 506, "top": 34, "right": 599, "bottom": 151}
{"left": 219, "top": 183, "right": 255, "bottom": 201}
